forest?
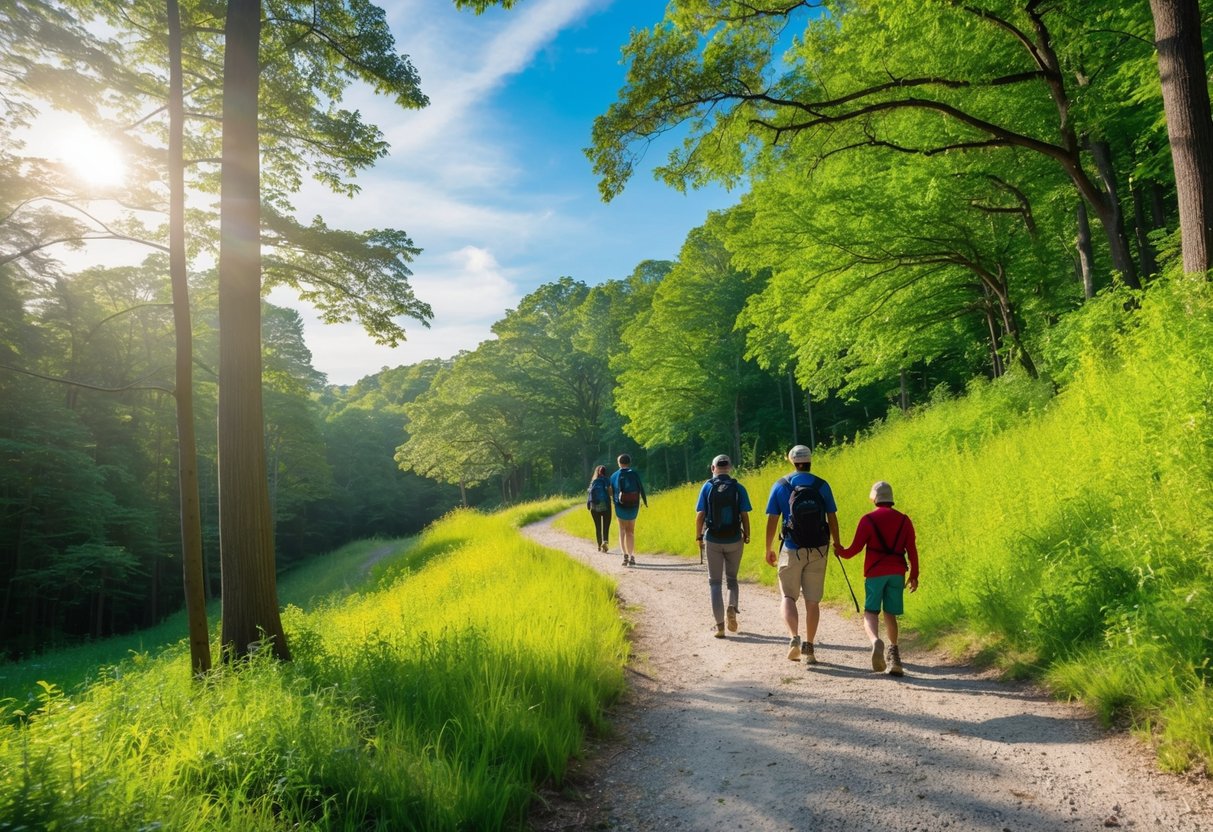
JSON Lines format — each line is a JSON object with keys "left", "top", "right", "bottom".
{"left": 2, "top": 0, "right": 1211, "bottom": 679}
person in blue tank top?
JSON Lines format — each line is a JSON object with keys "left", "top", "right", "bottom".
{"left": 610, "top": 453, "right": 647, "bottom": 567}
{"left": 764, "top": 444, "right": 842, "bottom": 665}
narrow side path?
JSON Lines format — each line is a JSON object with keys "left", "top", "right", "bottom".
{"left": 523, "top": 514, "right": 1212, "bottom": 832}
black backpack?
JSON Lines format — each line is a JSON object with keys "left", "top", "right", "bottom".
{"left": 588, "top": 478, "right": 610, "bottom": 512}
{"left": 780, "top": 476, "right": 830, "bottom": 549}
{"left": 704, "top": 476, "right": 742, "bottom": 538}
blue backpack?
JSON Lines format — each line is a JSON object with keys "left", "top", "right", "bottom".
{"left": 588, "top": 478, "right": 610, "bottom": 512}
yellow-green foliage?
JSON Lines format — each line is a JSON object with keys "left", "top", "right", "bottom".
{"left": 558, "top": 276, "right": 1213, "bottom": 773}
{"left": 0, "top": 504, "right": 627, "bottom": 830}
{"left": 0, "top": 537, "right": 417, "bottom": 705}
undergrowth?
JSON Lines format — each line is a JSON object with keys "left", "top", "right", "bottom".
{"left": 0, "top": 502, "right": 626, "bottom": 830}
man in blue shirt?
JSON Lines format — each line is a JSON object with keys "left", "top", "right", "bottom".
{"left": 694, "top": 454, "right": 752, "bottom": 638}
{"left": 764, "top": 444, "right": 841, "bottom": 664}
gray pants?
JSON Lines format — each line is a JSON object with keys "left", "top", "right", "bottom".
{"left": 706, "top": 539, "right": 743, "bottom": 624}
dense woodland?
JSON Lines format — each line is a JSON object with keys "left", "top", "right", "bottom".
{"left": 2, "top": 0, "right": 1212, "bottom": 663}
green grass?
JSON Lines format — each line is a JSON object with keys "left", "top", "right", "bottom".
{"left": 0, "top": 537, "right": 416, "bottom": 705}
{"left": 559, "top": 274, "right": 1213, "bottom": 774}
{"left": 0, "top": 502, "right": 627, "bottom": 829}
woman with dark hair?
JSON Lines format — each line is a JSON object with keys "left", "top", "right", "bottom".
{"left": 586, "top": 464, "right": 613, "bottom": 552}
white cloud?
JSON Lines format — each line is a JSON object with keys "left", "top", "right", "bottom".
{"left": 382, "top": 0, "right": 604, "bottom": 155}
{"left": 273, "top": 244, "right": 523, "bottom": 385}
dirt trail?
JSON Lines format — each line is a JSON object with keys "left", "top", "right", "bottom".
{"left": 522, "top": 513, "right": 1211, "bottom": 832}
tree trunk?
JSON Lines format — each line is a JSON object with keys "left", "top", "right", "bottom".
{"left": 1131, "top": 181, "right": 1160, "bottom": 279}
{"left": 1087, "top": 139, "right": 1141, "bottom": 289}
{"left": 899, "top": 370, "right": 910, "bottom": 411}
{"left": 1150, "top": 0, "right": 1213, "bottom": 275}
{"left": 787, "top": 373, "right": 798, "bottom": 444}
{"left": 217, "top": 0, "right": 289, "bottom": 662}
{"left": 982, "top": 295, "right": 1005, "bottom": 378}
{"left": 168, "top": 0, "right": 211, "bottom": 674}
{"left": 1075, "top": 200, "right": 1096, "bottom": 300}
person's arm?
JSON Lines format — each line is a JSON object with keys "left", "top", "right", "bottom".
{"left": 764, "top": 514, "right": 780, "bottom": 566}
{"left": 695, "top": 510, "right": 706, "bottom": 551}
{"left": 905, "top": 517, "right": 919, "bottom": 591}
{"left": 740, "top": 511, "right": 751, "bottom": 544}
{"left": 641, "top": 476, "right": 648, "bottom": 507}
{"left": 835, "top": 516, "right": 868, "bottom": 558}
{"left": 828, "top": 512, "right": 841, "bottom": 549}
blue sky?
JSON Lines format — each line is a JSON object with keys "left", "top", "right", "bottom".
{"left": 272, "top": 0, "right": 737, "bottom": 385}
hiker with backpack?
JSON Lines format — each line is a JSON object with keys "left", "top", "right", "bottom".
{"left": 694, "top": 454, "right": 753, "bottom": 638}
{"left": 610, "top": 453, "right": 648, "bottom": 567}
{"left": 586, "top": 465, "right": 613, "bottom": 552}
{"left": 834, "top": 480, "right": 919, "bottom": 676}
{"left": 764, "top": 444, "right": 842, "bottom": 664}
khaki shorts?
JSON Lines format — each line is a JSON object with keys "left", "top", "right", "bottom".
{"left": 777, "top": 545, "right": 829, "bottom": 602}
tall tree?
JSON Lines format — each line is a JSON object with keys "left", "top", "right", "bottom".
{"left": 167, "top": 0, "right": 211, "bottom": 674}
{"left": 1149, "top": 0, "right": 1213, "bottom": 274}
{"left": 215, "top": 0, "right": 285, "bottom": 660}
{"left": 588, "top": 0, "right": 1154, "bottom": 288}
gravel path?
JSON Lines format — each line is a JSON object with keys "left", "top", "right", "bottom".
{"left": 522, "top": 513, "right": 1211, "bottom": 832}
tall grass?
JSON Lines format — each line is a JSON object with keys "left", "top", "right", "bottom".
{"left": 0, "top": 537, "right": 415, "bottom": 705}
{"left": 0, "top": 503, "right": 627, "bottom": 830}
{"left": 558, "top": 275, "right": 1213, "bottom": 773}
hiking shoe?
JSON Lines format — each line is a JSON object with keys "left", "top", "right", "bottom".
{"left": 871, "top": 638, "right": 886, "bottom": 673}
{"left": 886, "top": 644, "right": 904, "bottom": 677}
{"left": 726, "top": 605, "right": 739, "bottom": 633}
{"left": 803, "top": 642, "right": 818, "bottom": 665}
{"left": 628, "top": 555, "right": 636, "bottom": 566}
{"left": 622, "top": 555, "right": 629, "bottom": 567}
{"left": 714, "top": 623, "right": 726, "bottom": 639}
{"left": 787, "top": 635, "right": 802, "bottom": 662}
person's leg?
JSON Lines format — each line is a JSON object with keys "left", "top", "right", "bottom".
{"left": 723, "top": 540, "right": 742, "bottom": 612}
{"left": 591, "top": 511, "right": 604, "bottom": 548}
{"left": 882, "top": 578, "right": 906, "bottom": 675}
{"left": 801, "top": 547, "right": 828, "bottom": 648}
{"left": 706, "top": 542, "right": 726, "bottom": 633}
{"left": 863, "top": 576, "right": 892, "bottom": 672}
{"left": 603, "top": 512, "right": 612, "bottom": 549}
{"left": 781, "top": 596, "right": 800, "bottom": 636}
{"left": 618, "top": 519, "right": 635, "bottom": 562}
{"left": 800, "top": 599, "right": 817, "bottom": 639}
{"left": 776, "top": 550, "right": 803, "bottom": 637}
{"left": 863, "top": 610, "right": 881, "bottom": 642}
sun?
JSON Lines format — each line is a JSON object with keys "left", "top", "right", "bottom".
{"left": 58, "top": 129, "right": 127, "bottom": 188}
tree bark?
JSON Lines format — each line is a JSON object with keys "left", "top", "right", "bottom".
{"left": 168, "top": 0, "right": 211, "bottom": 675}
{"left": 1150, "top": 0, "right": 1213, "bottom": 275}
{"left": 1076, "top": 200, "right": 1096, "bottom": 300}
{"left": 217, "top": 0, "right": 289, "bottom": 661}
{"left": 1131, "top": 181, "right": 1160, "bottom": 279}
{"left": 1087, "top": 139, "right": 1141, "bottom": 288}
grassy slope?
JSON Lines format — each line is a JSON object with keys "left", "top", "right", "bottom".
{"left": 558, "top": 276, "right": 1213, "bottom": 774}
{"left": 0, "top": 498, "right": 626, "bottom": 830}
{"left": 0, "top": 538, "right": 415, "bottom": 705}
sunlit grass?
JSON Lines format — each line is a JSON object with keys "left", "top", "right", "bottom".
{"left": 0, "top": 537, "right": 415, "bottom": 705}
{"left": 0, "top": 503, "right": 627, "bottom": 829}
{"left": 559, "top": 276, "right": 1213, "bottom": 773}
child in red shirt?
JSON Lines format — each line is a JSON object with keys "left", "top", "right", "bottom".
{"left": 835, "top": 481, "right": 919, "bottom": 676}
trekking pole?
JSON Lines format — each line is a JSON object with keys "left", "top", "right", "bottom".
{"left": 833, "top": 550, "right": 860, "bottom": 613}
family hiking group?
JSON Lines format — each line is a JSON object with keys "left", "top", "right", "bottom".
{"left": 585, "top": 446, "right": 921, "bottom": 676}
